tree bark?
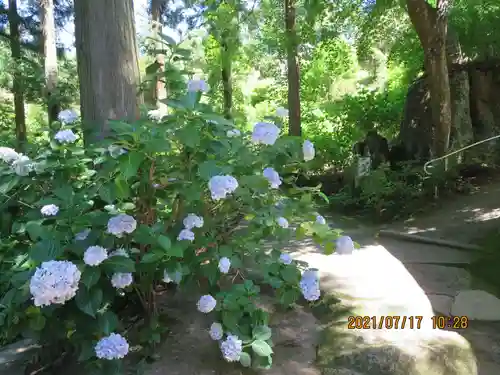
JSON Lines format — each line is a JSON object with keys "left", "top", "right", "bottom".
{"left": 150, "top": 0, "right": 167, "bottom": 113}
{"left": 74, "top": 0, "right": 142, "bottom": 143}
{"left": 285, "top": 0, "right": 301, "bottom": 136}
{"left": 220, "top": 29, "right": 233, "bottom": 120}
{"left": 40, "top": 0, "right": 60, "bottom": 124}
{"left": 8, "top": 0, "right": 27, "bottom": 152}
{"left": 406, "top": 0, "right": 452, "bottom": 159}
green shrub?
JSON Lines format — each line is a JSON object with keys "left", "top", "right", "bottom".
{"left": 0, "top": 72, "right": 346, "bottom": 373}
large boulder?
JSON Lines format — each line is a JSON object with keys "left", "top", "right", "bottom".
{"left": 399, "top": 59, "right": 500, "bottom": 162}
{"left": 292, "top": 244, "right": 478, "bottom": 375}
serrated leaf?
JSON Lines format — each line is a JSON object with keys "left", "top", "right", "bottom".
{"left": 141, "top": 251, "right": 163, "bottom": 264}
{"left": 75, "top": 287, "right": 103, "bottom": 317}
{"left": 102, "top": 257, "right": 135, "bottom": 273}
{"left": 81, "top": 267, "right": 101, "bottom": 289}
{"left": 98, "top": 311, "right": 119, "bottom": 334}
{"left": 30, "top": 239, "right": 63, "bottom": 263}
{"left": 280, "top": 266, "right": 300, "bottom": 283}
{"left": 120, "top": 151, "right": 145, "bottom": 180}
{"left": 251, "top": 340, "right": 273, "bottom": 357}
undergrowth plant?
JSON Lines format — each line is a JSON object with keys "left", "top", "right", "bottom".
{"left": 0, "top": 49, "right": 348, "bottom": 375}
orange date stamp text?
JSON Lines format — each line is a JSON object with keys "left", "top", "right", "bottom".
{"left": 347, "top": 315, "right": 423, "bottom": 330}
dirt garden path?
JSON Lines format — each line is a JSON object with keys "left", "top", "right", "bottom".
{"left": 3, "top": 182, "right": 500, "bottom": 375}
{"left": 141, "top": 181, "right": 500, "bottom": 375}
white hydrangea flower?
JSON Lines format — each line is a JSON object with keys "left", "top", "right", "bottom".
{"left": 108, "top": 145, "right": 127, "bottom": 159}
{"left": 177, "top": 228, "right": 195, "bottom": 242}
{"left": 107, "top": 214, "right": 137, "bottom": 238}
{"left": 336, "top": 235, "right": 354, "bottom": 255}
{"left": 263, "top": 167, "right": 282, "bottom": 189}
{"left": 95, "top": 333, "right": 129, "bottom": 360}
{"left": 40, "top": 204, "right": 59, "bottom": 217}
{"left": 277, "top": 217, "right": 289, "bottom": 229}
{"left": 75, "top": 228, "right": 91, "bottom": 241}
{"left": 0, "top": 147, "right": 20, "bottom": 163}
{"left": 208, "top": 175, "right": 239, "bottom": 201}
{"left": 251, "top": 122, "right": 280, "bottom": 146}
{"left": 226, "top": 129, "right": 241, "bottom": 137}
{"left": 303, "top": 140, "right": 315, "bottom": 161}
{"left": 279, "top": 253, "right": 292, "bottom": 265}
{"left": 197, "top": 294, "right": 217, "bottom": 313}
{"left": 109, "top": 248, "right": 129, "bottom": 258}
{"left": 111, "top": 273, "right": 133, "bottom": 289}
{"left": 183, "top": 214, "right": 204, "bottom": 230}
{"left": 29, "top": 260, "right": 81, "bottom": 307}
{"left": 187, "top": 79, "right": 210, "bottom": 93}
{"left": 58, "top": 109, "right": 78, "bottom": 125}
{"left": 12, "top": 155, "right": 33, "bottom": 176}
{"left": 54, "top": 129, "right": 77, "bottom": 144}
{"left": 300, "top": 269, "right": 321, "bottom": 301}
{"left": 220, "top": 335, "right": 243, "bottom": 362}
{"left": 163, "top": 270, "right": 183, "bottom": 284}
{"left": 275, "top": 107, "right": 289, "bottom": 117}
{"left": 209, "top": 322, "right": 224, "bottom": 341}
{"left": 316, "top": 215, "right": 326, "bottom": 225}
{"left": 147, "top": 109, "right": 164, "bottom": 122}
{"left": 83, "top": 246, "right": 108, "bottom": 266}
{"left": 218, "top": 257, "right": 231, "bottom": 274}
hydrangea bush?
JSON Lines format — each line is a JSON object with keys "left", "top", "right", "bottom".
{"left": 0, "top": 78, "right": 348, "bottom": 373}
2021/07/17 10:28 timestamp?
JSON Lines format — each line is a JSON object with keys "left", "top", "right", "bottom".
{"left": 348, "top": 315, "right": 469, "bottom": 329}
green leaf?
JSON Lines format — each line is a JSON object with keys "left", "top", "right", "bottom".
{"left": 252, "top": 325, "right": 272, "bottom": 341}
{"left": 251, "top": 340, "right": 273, "bottom": 357}
{"left": 115, "top": 178, "right": 131, "bottom": 199}
{"left": 133, "top": 224, "right": 156, "bottom": 245}
{"left": 75, "top": 287, "right": 103, "bottom": 317}
{"left": 141, "top": 251, "right": 163, "bottom": 264}
{"left": 81, "top": 267, "right": 101, "bottom": 289}
{"left": 167, "top": 244, "right": 184, "bottom": 258}
{"left": 29, "top": 314, "right": 46, "bottom": 331}
{"left": 280, "top": 288, "right": 300, "bottom": 306}
{"left": 102, "top": 257, "right": 135, "bottom": 273}
{"left": 239, "top": 352, "right": 251, "bottom": 367}
{"left": 0, "top": 176, "right": 20, "bottom": 194}
{"left": 53, "top": 185, "right": 75, "bottom": 204}
{"left": 78, "top": 341, "right": 96, "bottom": 362}
{"left": 324, "top": 241, "right": 335, "bottom": 255}
{"left": 280, "top": 266, "right": 300, "bottom": 284}
{"left": 120, "top": 151, "right": 145, "bottom": 180}
{"left": 108, "top": 120, "right": 135, "bottom": 135}
{"left": 157, "top": 235, "right": 171, "bottom": 251}
{"left": 30, "top": 239, "right": 63, "bottom": 263}
{"left": 200, "top": 113, "right": 234, "bottom": 126}
{"left": 98, "top": 311, "right": 119, "bottom": 334}
{"left": 197, "top": 161, "right": 225, "bottom": 180}
{"left": 147, "top": 139, "right": 171, "bottom": 153}
{"left": 222, "top": 311, "right": 239, "bottom": 332}
{"left": 177, "top": 127, "right": 200, "bottom": 148}
{"left": 25, "top": 221, "right": 44, "bottom": 240}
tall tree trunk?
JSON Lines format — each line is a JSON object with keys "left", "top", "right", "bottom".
{"left": 8, "top": 0, "right": 27, "bottom": 152}
{"left": 285, "top": 0, "right": 301, "bottom": 136}
{"left": 220, "top": 29, "right": 232, "bottom": 120}
{"left": 74, "top": 0, "right": 142, "bottom": 143}
{"left": 406, "top": 0, "right": 452, "bottom": 159}
{"left": 151, "top": 0, "right": 167, "bottom": 113}
{"left": 40, "top": 0, "right": 60, "bottom": 124}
